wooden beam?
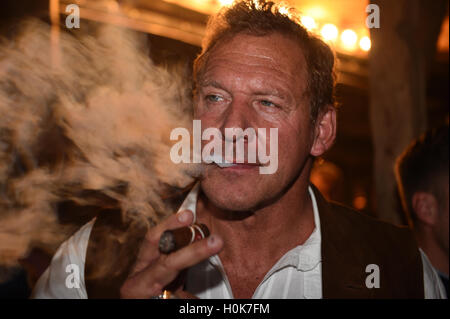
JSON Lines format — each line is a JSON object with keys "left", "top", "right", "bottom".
{"left": 58, "top": 0, "right": 206, "bottom": 46}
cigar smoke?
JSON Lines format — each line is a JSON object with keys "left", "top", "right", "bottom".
{"left": 0, "top": 20, "right": 199, "bottom": 273}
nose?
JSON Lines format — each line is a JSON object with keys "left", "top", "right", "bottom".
{"left": 219, "top": 96, "right": 251, "bottom": 141}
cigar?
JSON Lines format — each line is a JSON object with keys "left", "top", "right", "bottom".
{"left": 158, "top": 223, "right": 210, "bottom": 254}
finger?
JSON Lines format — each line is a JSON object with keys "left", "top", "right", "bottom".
{"left": 164, "top": 269, "right": 187, "bottom": 292}
{"left": 147, "top": 209, "right": 195, "bottom": 244}
{"left": 162, "top": 235, "right": 223, "bottom": 272}
{"left": 124, "top": 234, "right": 223, "bottom": 298}
{"left": 132, "top": 210, "right": 195, "bottom": 274}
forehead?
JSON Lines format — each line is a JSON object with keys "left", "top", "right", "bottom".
{"left": 201, "top": 33, "right": 307, "bottom": 92}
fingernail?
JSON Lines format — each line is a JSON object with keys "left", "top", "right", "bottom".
{"left": 208, "top": 235, "right": 221, "bottom": 247}
{"left": 177, "top": 210, "right": 191, "bottom": 223}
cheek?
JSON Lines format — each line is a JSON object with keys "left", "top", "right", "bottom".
{"left": 261, "top": 104, "right": 310, "bottom": 138}
{"left": 276, "top": 120, "right": 313, "bottom": 162}
{"left": 194, "top": 103, "right": 225, "bottom": 126}
{"left": 280, "top": 109, "right": 311, "bottom": 139}
{"left": 194, "top": 97, "right": 212, "bottom": 118}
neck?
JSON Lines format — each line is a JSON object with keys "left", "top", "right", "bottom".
{"left": 196, "top": 168, "right": 315, "bottom": 267}
{"left": 415, "top": 228, "right": 449, "bottom": 276}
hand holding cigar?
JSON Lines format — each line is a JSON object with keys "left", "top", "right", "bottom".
{"left": 120, "top": 210, "right": 223, "bottom": 299}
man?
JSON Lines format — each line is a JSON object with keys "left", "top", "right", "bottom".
{"left": 33, "top": 0, "right": 444, "bottom": 298}
{"left": 395, "top": 125, "right": 449, "bottom": 298}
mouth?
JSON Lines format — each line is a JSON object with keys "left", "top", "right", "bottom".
{"left": 203, "top": 154, "right": 260, "bottom": 169}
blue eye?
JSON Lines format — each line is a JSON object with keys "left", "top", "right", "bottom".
{"left": 260, "top": 100, "right": 276, "bottom": 107}
{"left": 205, "top": 95, "right": 224, "bottom": 102}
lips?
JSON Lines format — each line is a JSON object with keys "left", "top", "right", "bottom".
{"left": 203, "top": 154, "right": 260, "bottom": 168}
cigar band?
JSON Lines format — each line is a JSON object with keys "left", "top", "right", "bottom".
{"left": 192, "top": 224, "right": 206, "bottom": 240}
{"left": 188, "top": 224, "right": 206, "bottom": 244}
{"left": 188, "top": 225, "right": 196, "bottom": 244}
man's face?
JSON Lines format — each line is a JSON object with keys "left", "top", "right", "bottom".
{"left": 194, "top": 32, "right": 317, "bottom": 212}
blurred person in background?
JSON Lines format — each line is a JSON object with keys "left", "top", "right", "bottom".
{"left": 395, "top": 124, "right": 449, "bottom": 298}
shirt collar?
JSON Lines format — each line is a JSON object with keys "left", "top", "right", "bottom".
{"left": 260, "top": 186, "right": 322, "bottom": 274}
{"left": 177, "top": 182, "right": 200, "bottom": 222}
{"left": 177, "top": 182, "right": 322, "bottom": 272}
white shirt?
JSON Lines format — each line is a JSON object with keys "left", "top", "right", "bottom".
{"left": 32, "top": 185, "right": 445, "bottom": 299}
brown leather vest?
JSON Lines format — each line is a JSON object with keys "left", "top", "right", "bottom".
{"left": 84, "top": 185, "right": 424, "bottom": 298}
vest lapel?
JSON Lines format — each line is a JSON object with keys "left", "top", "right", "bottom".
{"left": 312, "top": 185, "right": 374, "bottom": 298}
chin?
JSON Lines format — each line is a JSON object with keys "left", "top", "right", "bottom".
{"left": 207, "top": 192, "right": 257, "bottom": 212}
{"left": 200, "top": 172, "right": 278, "bottom": 212}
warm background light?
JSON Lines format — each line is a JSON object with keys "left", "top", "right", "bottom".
{"left": 341, "top": 29, "right": 357, "bottom": 50}
{"left": 353, "top": 195, "right": 367, "bottom": 210}
{"left": 160, "top": 0, "right": 376, "bottom": 55}
{"left": 303, "top": 6, "right": 326, "bottom": 20}
{"left": 359, "top": 36, "right": 371, "bottom": 52}
{"left": 321, "top": 23, "right": 338, "bottom": 42}
{"left": 278, "top": 6, "right": 289, "bottom": 16}
{"left": 218, "top": 0, "right": 234, "bottom": 6}
{"left": 300, "top": 16, "right": 317, "bottom": 31}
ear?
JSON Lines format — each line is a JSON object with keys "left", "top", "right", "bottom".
{"left": 310, "top": 106, "right": 337, "bottom": 157}
{"left": 412, "top": 192, "right": 440, "bottom": 226}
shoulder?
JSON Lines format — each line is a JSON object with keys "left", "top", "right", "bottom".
{"left": 84, "top": 209, "right": 148, "bottom": 298}
{"left": 321, "top": 199, "right": 424, "bottom": 298}
{"left": 420, "top": 249, "right": 447, "bottom": 299}
{"left": 328, "top": 200, "right": 417, "bottom": 252}
{"left": 31, "top": 219, "right": 95, "bottom": 299}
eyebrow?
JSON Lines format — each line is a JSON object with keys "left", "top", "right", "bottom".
{"left": 200, "top": 80, "right": 288, "bottom": 100}
{"left": 253, "top": 89, "right": 288, "bottom": 100}
{"left": 199, "top": 80, "right": 228, "bottom": 91}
